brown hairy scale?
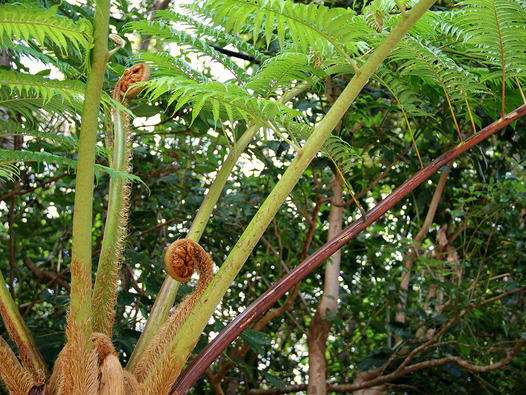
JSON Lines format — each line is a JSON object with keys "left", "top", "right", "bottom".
{"left": 164, "top": 239, "right": 196, "bottom": 282}
{"left": 113, "top": 64, "right": 151, "bottom": 102}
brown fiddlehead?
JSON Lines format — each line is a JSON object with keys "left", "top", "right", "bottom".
{"left": 131, "top": 239, "right": 214, "bottom": 394}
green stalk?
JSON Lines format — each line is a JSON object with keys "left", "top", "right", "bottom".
{"left": 0, "top": 270, "right": 48, "bottom": 384}
{"left": 142, "top": 0, "right": 437, "bottom": 386}
{"left": 92, "top": 103, "right": 129, "bottom": 336}
{"left": 66, "top": 0, "right": 109, "bottom": 387}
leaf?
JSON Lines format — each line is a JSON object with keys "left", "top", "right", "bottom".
{"left": 0, "top": 3, "right": 92, "bottom": 55}
{"left": 240, "top": 328, "right": 271, "bottom": 354}
{"left": 261, "top": 371, "right": 286, "bottom": 388}
{"left": 389, "top": 322, "right": 416, "bottom": 340}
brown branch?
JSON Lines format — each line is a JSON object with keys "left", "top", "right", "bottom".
{"left": 396, "top": 163, "right": 451, "bottom": 324}
{"left": 22, "top": 257, "right": 70, "bottom": 293}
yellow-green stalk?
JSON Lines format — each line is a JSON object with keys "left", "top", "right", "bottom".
{"left": 64, "top": 0, "right": 111, "bottom": 391}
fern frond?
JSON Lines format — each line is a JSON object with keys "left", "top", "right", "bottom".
{"left": 201, "top": 0, "right": 374, "bottom": 62}
{"left": 0, "top": 149, "right": 143, "bottom": 184}
{"left": 458, "top": 0, "right": 526, "bottom": 82}
{"left": 0, "top": 69, "right": 86, "bottom": 105}
{"left": 143, "top": 76, "right": 302, "bottom": 127}
{"left": 2, "top": 42, "right": 82, "bottom": 78}
{"left": 0, "top": 163, "right": 20, "bottom": 182}
{"left": 389, "top": 37, "right": 487, "bottom": 138}
{"left": 134, "top": 52, "right": 209, "bottom": 83}
{"left": 155, "top": 9, "right": 270, "bottom": 64}
{"left": 125, "top": 20, "right": 250, "bottom": 82}
{"left": 0, "top": 3, "right": 92, "bottom": 55}
{"left": 0, "top": 92, "right": 81, "bottom": 127}
{"left": 374, "top": 67, "right": 432, "bottom": 118}
{"left": 245, "top": 52, "right": 320, "bottom": 98}
{"left": 0, "top": 127, "right": 112, "bottom": 160}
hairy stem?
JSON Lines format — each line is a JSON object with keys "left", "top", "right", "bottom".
{"left": 0, "top": 270, "right": 48, "bottom": 384}
{"left": 92, "top": 102, "right": 130, "bottom": 336}
{"left": 65, "top": 0, "right": 110, "bottom": 390}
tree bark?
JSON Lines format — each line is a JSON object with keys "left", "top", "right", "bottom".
{"left": 307, "top": 175, "right": 343, "bottom": 394}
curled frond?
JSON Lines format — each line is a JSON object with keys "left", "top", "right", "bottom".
{"left": 113, "top": 63, "right": 151, "bottom": 102}
{"left": 134, "top": 239, "right": 214, "bottom": 392}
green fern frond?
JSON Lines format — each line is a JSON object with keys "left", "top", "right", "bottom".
{"left": 0, "top": 127, "right": 112, "bottom": 160}
{"left": 125, "top": 20, "right": 250, "bottom": 82}
{"left": 0, "top": 163, "right": 20, "bottom": 182}
{"left": 323, "top": 134, "right": 366, "bottom": 175}
{"left": 0, "top": 69, "right": 86, "bottom": 106}
{"left": 389, "top": 37, "right": 487, "bottom": 136}
{"left": 1, "top": 42, "right": 82, "bottom": 78}
{"left": 135, "top": 52, "right": 209, "bottom": 83}
{"left": 457, "top": 0, "right": 526, "bottom": 81}
{"left": 0, "top": 91, "right": 81, "bottom": 129}
{"left": 374, "top": 67, "right": 432, "bottom": 118}
{"left": 245, "top": 52, "right": 320, "bottom": 98}
{"left": 155, "top": 9, "right": 270, "bottom": 64}
{"left": 143, "top": 76, "right": 302, "bottom": 128}
{"left": 0, "top": 149, "right": 143, "bottom": 184}
{"left": 201, "top": 0, "right": 374, "bottom": 62}
{"left": 0, "top": 3, "right": 92, "bottom": 56}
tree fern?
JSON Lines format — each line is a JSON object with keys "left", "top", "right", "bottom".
{"left": 0, "top": 42, "right": 82, "bottom": 78}
{"left": 143, "top": 76, "right": 303, "bottom": 128}
{"left": 0, "top": 69, "right": 86, "bottom": 106}
{"left": 245, "top": 52, "right": 321, "bottom": 99}
{"left": 155, "top": 9, "right": 270, "bottom": 64}
{"left": 388, "top": 37, "right": 487, "bottom": 138}
{"left": 0, "top": 3, "right": 92, "bottom": 57}
{"left": 457, "top": 0, "right": 526, "bottom": 83}
{"left": 125, "top": 20, "right": 250, "bottom": 83}
{"left": 0, "top": 127, "right": 112, "bottom": 161}
{"left": 134, "top": 52, "right": 209, "bottom": 83}
{"left": 200, "top": 0, "right": 375, "bottom": 63}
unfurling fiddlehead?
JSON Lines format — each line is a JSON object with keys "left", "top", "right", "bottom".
{"left": 92, "top": 63, "right": 150, "bottom": 337}
{"left": 131, "top": 239, "right": 214, "bottom": 394}
{"left": 113, "top": 63, "right": 151, "bottom": 102}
